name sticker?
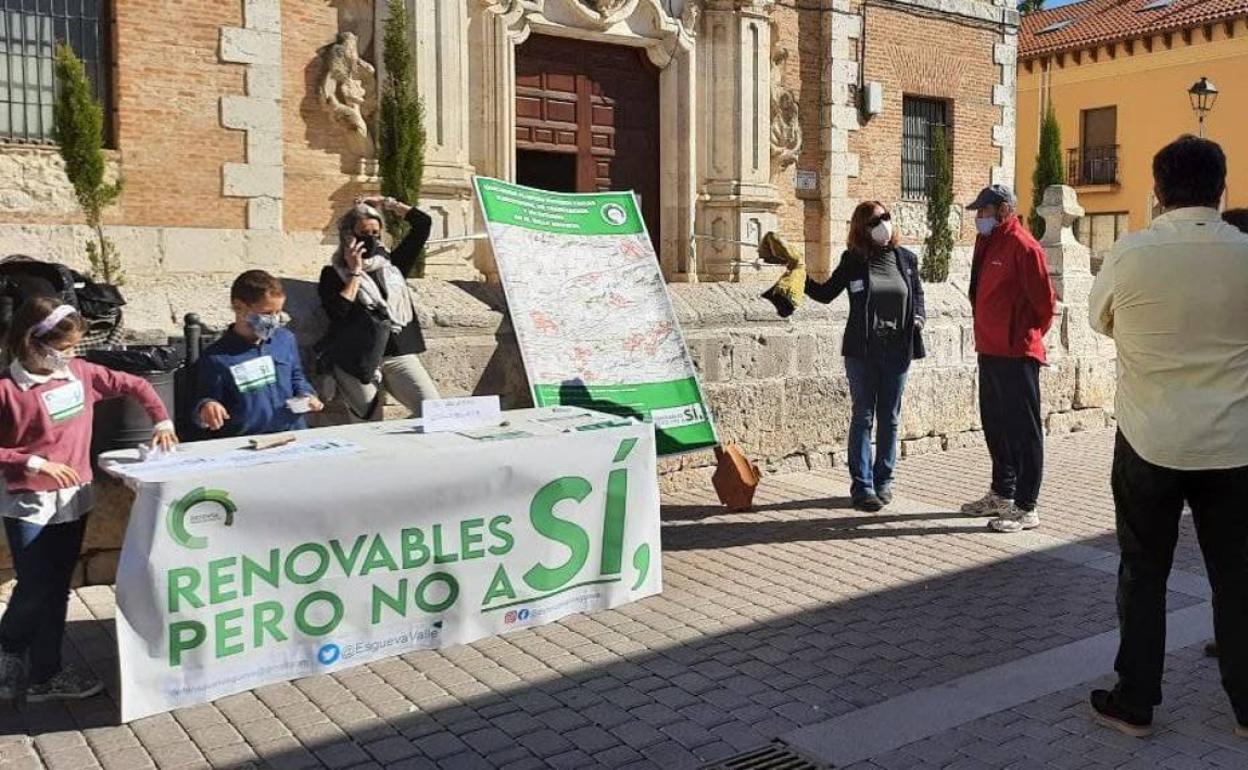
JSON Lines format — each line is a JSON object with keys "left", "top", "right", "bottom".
{"left": 42, "top": 380, "right": 85, "bottom": 423}
{"left": 849, "top": 280, "right": 865, "bottom": 293}
{"left": 230, "top": 355, "right": 277, "bottom": 393}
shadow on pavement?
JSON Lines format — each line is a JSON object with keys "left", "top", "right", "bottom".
{"left": 0, "top": 509, "right": 1222, "bottom": 770}
{"left": 661, "top": 497, "right": 858, "bottom": 521}
{"left": 662, "top": 515, "right": 986, "bottom": 550}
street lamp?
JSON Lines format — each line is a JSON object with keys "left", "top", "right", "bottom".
{"left": 1188, "top": 77, "right": 1218, "bottom": 137}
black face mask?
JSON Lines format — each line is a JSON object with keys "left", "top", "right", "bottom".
{"left": 357, "top": 234, "right": 379, "bottom": 257}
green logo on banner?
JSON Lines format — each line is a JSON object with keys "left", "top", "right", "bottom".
{"left": 600, "top": 203, "right": 628, "bottom": 226}
{"left": 167, "top": 488, "right": 237, "bottom": 550}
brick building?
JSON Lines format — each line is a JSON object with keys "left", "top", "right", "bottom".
{"left": 0, "top": 0, "right": 1018, "bottom": 330}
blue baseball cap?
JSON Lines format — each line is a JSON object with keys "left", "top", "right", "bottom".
{"left": 966, "top": 185, "right": 1017, "bottom": 210}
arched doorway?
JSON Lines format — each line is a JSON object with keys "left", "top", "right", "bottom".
{"left": 514, "top": 34, "right": 661, "bottom": 250}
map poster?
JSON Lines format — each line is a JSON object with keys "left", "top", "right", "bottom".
{"left": 473, "top": 176, "right": 718, "bottom": 456}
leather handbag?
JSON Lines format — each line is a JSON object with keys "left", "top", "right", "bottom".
{"left": 712, "top": 443, "right": 761, "bottom": 512}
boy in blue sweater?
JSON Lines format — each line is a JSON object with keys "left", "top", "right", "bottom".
{"left": 195, "top": 270, "right": 323, "bottom": 437}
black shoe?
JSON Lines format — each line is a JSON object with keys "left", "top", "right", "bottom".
{"left": 1090, "top": 689, "right": 1153, "bottom": 738}
{"left": 876, "top": 485, "right": 893, "bottom": 505}
{"left": 853, "top": 494, "right": 884, "bottom": 512}
{"left": 1206, "top": 642, "right": 1220, "bottom": 658}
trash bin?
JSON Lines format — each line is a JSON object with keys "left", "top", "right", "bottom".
{"left": 87, "top": 346, "right": 183, "bottom": 460}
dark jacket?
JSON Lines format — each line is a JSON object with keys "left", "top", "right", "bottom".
{"left": 195, "top": 326, "right": 312, "bottom": 438}
{"left": 805, "top": 247, "right": 927, "bottom": 360}
{"left": 317, "top": 208, "right": 431, "bottom": 383}
{"left": 967, "top": 215, "right": 1055, "bottom": 364}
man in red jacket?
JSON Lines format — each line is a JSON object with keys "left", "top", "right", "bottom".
{"left": 960, "top": 185, "right": 1056, "bottom": 533}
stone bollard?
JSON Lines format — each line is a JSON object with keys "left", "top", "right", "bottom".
{"left": 1037, "top": 184, "right": 1093, "bottom": 304}
{"left": 1037, "top": 184, "right": 1116, "bottom": 420}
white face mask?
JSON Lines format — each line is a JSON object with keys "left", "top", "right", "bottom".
{"left": 975, "top": 216, "right": 998, "bottom": 237}
{"left": 38, "top": 344, "right": 74, "bottom": 371}
{"left": 870, "top": 220, "right": 894, "bottom": 246}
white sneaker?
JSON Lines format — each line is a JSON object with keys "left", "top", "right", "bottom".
{"left": 988, "top": 506, "right": 1040, "bottom": 533}
{"left": 961, "top": 491, "right": 1012, "bottom": 518}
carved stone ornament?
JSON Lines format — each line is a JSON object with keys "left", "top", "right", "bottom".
{"left": 680, "top": 0, "right": 702, "bottom": 33}
{"left": 770, "top": 89, "right": 802, "bottom": 175}
{"left": 319, "top": 31, "right": 378, "bottom": 157}
{"left": 575, "top": 0, "right": 641, "bottom": 26}
{"left": 480, "top": 0, "right": 694, "bottom": 63}
{"left": 769, "top": 30, "right": 800, "bottom": 176}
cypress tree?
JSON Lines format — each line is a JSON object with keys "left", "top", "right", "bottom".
{"left": 1029, "top": 101, "right": 1066, "bottom": 238}
{"left": 378, "top": 0, "right": 428, "bottom": 275}
{"left": 921, "top": 124, "right": 954, "bottom": 283}
{"left": 53, "top": 44, "right": 124, "bottom": 285}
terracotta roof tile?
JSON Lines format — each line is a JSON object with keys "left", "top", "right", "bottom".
{"left": 1019, "top": 0, "right": 1248, "bottom": 58}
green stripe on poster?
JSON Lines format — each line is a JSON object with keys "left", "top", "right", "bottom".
{"left": 475, "top": 178, "right": 644, "bottom": 236}
{"left": 533, "top": 378, "right": 717, "bottom": 454}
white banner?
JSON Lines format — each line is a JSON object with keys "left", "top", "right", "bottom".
{"left": 112, "top": 411, "right": 661, "bottom": 721}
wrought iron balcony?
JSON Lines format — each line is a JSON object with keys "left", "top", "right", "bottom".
{"left": 1067, "top": 145, "right": 1120, "bottom": 187}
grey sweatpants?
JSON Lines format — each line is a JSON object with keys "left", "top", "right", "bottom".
{"left": 335, "top": 353, "right": 441, "bottom": 421}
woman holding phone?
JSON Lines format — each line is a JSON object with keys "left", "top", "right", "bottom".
{"left": 317, "top": 196, "right": 441, "bottom": 420}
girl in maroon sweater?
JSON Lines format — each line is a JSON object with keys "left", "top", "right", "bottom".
{"left": 0, "top": 297, "right": 177, "bottom": 703}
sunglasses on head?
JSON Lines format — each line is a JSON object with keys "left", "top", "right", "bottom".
{"left": 868, "top": 212, "right": 892, "bottom": 228}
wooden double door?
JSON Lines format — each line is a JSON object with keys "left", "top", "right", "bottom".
{"left": 514, "top": 34, "right": 660, "bottom": 248}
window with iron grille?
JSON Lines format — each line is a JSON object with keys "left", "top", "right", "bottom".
{"left": 1, "top": 0, "right": 111, "bottom": 145}
{"left": 901, "top": 97, "right": 948, "bottom": 200}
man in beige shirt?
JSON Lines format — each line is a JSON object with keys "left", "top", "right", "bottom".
{"left": 1087, "top": 135, "right": 1248, "bottom": 738}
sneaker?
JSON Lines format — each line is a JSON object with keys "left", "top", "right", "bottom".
{"left": 853, "top": 494, "right": 884, "bottom": 513}
{"left": 1206, "top": 642, "right": 1220, "bottom": 658}
{"left": 876, "top": 485, "right": 894, "bottom": 505}
{"left": 0, "top": 652, "right": 25, "bottom": 701}
{"left": 961, "top": 491, "right": 1012, "bottom": 517}
{"left": 988, "top": 506, "right": 1040, "bottom": 533}
{"left": 1090, "top": 689, "right": 1153, "bottom": 738}
{"left": 26, "top": 665, "right": 103, "bottom": 703}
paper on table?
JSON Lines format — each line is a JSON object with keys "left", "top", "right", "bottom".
{"left": 107, "top": 439, "right": 363, "bottom": 483}
{"left": 422, "top": 396, "right": 503, "bottom": 433}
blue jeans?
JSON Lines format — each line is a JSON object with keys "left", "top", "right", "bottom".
{"left": 845, "top": 350, "right": 911, "bottom": 501}
{"left": 0, "top": 516, "right": 87, "bottom": 683}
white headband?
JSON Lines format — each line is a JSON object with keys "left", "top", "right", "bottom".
{"left": 33, "top": 305, "right": 77, "bottom": 338}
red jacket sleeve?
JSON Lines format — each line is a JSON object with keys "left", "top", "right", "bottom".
{"left": 83, "top": 362, "right": 171, "bottom": 424}
{"left": 1019, "top": 240, "right": 1056, "bottom": 335}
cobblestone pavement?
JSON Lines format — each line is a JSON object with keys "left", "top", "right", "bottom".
{"left": 1, "top": 428, "right": 1244, "bottom": 769}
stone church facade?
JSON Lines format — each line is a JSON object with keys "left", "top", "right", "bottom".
{"left": 0, "top": 0, "right": 1018, "bottom": 328}
{"left": 1, "top": 3, "right": 1126, "bottom": 588}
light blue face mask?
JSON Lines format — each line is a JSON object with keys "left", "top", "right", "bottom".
{"left": 246, "top": 313, "right": 286, "bottom": 342}
{"left": 975, "top": 217, "right": 998, "bottom": 237}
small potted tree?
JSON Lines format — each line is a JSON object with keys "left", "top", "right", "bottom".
{"left": 378, "top": 0, "right": 428, "bottom": 274}
{"left": 1029, "top": 102, "right": 1065, "bottom": 239}
{"left": 921, "top": 124, "right": 954, "bottom": 282}
{"left": 54, "top": 44, "right": 124, "bottom": 286}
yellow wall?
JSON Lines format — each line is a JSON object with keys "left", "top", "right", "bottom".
{"left": 1017, "top": 20, "right": 1248, "bottom": 233}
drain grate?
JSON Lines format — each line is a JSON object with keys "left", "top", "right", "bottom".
{"left": 699, "top": 741, "right": 830, "bottom": 770}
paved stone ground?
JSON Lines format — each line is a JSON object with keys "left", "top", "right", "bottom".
{"left": 1, "top": 428, "right": 1244, "bottom": 769}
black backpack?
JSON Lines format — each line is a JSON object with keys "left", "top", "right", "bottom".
{"left": 0, "top": 255, "right": 78, "bottom": 311}
{"left": 0, "top": 255, "right": 127, "bottom": 346}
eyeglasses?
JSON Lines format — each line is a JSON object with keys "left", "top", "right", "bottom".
{"left": 867, "top": 212, "right": 892, "bottom": 228}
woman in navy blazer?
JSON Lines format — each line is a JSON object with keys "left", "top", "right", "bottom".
{"left": 806, "top": 201, "right": 926, "bottom": 511}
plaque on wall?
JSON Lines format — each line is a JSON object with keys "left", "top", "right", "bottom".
{"left": 795, "top": 169, "right": 819, "bottom": 199}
